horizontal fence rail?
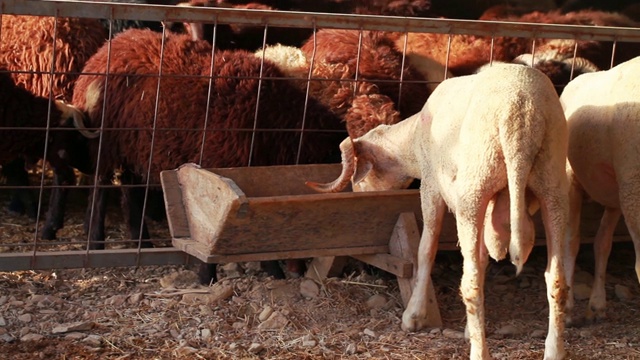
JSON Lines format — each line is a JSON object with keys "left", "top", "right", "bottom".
{"left": 2, "top": 0, "right": 640, "bottom": 41}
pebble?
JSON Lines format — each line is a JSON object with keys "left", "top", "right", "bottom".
{"left": 345, "top": 343, "right": 357, "bottom": 355}
{"left": 0, "top": 317, "right": 5, "bottom": 326}
{"left": 366, "top": 294, "right": 388, "bottom": 309}
{"left": 20, "top": 333, "right": 43, "bottom": 342}
{"left": 128, "top": 293, "right": 144, "bottom": 304}
{"left": 200, "top": 328, "right": 212, "bottom": 340}
{"left": 248, "top": 343, "right": 264, "bottom": 354}
{"left": 82, "top": 334, "right": 102, "bottom": 347}
{"left": 495, "top": 324, "right": 520, "bottom": 336}
{"left": 530, "top": 329, "right": 547, "bottom": 338}
{"left": 258, "top": 306, "right": 274, "bottom": 322}
{"left": 64, "top": 332, "right": 87, "bottom": 340}
{"left": 52, "top": 321, "right": 95, "bottom": 334}
{"left": 299, "top": 279, "right": 320, "bottom": 299}
{"left": 258, "top": 311, "right": 289, "bottom": 330}
{"left": 442, "top": 328, "right": 465, "bottom": 339}
{"left": 363, "top": 328, "right": 376, "bottom": 338}
{"left": 17, "top": 314, "right": 32, "bottom": 323}
{"left": 572, "top": 283, "right": 592, "bottom": 300}
{"left": 615, "top": 284, "right": 632, "bottom": 301}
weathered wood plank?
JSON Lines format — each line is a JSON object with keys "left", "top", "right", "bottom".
{"left": 172, "top": 237, "right": 388, "bottom": 263}
{"left": 160, "top": 170, "right": 191, "bottom": 239}
{"left": 352, "top": 253, "right": 413, "bottom": 278}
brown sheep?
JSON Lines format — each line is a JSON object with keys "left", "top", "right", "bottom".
{"left": 395, "top": 9, "right": 640, "bottom": 92}
{"left": 67, "top": 29, "right": 344, "bottom": 255}
{"left": 299, "top": 29, "right": 432, "bottom": 138}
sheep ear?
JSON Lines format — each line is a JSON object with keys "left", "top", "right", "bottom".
{"left": 352, "top": 142, "right": 373, "bottom": 185}
{"left": 353, "top": 157, "right": 373, "bottom": 185}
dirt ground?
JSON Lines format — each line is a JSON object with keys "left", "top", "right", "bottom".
{"left": 1, "top": 189, "right": 640, "bottom": 359}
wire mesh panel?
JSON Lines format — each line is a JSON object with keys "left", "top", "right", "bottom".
{"left": 1, "top": 0, "right": 640, "bottom": 271}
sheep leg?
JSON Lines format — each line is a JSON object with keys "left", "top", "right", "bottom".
{"left": 539, "top": 193, "right": 568, "bottom": 360}
{"left": 563, "top": 176, "right": 583, "bottom": 326}
{"left": 586, "top": 207, "right": 620, "bottom": 322}
{"left": 3, "top": 158, "right": 37, "bottom": 219}
{"left": 401, "top": 191, "right": 445, "bottom": 332}
{"left": 84, "top": 180, "right": 109, "bottom": 250}
{"left": 121, "top": 185, "right": 152, "bottom": 248}
{"left": 456, "top": 213, "right": 490, "bottom": 360}
{"left": 41, "top": 165, "right": 76, "bottom": 240}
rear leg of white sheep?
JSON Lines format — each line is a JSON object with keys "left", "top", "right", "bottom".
{"left": 402, "top": 190, "right": 446, "bottom": 332}
{"left": 457, "top": 209, "right": 490, "bottom": 360}
{"left": 587, "top": 207, "right": 621, "bottom": 322}
{"left": 564, "top": 174, "right": 584, "bottom": 326}
{"left": 530, "top": 175, "right": 569, "bottom": 359}
{"left": 619, "top": 179, "right": 640, "bottom": 305}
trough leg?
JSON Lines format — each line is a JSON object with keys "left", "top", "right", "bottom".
{"left": 305, "top": 256, "right": 348, "bottom": 282}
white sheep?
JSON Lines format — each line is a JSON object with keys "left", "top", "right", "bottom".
{"left": 560, "top": 56, "right": 640, "bottom": 323}
{"left": 308, "top": 63, "right": 570, "bottom": 360}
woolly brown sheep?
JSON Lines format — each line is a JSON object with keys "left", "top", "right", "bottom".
{"left": 299, "top": 29, "right": 432, "bottom": 138}
{"left": 396, "top": 9, "right": 640, "bottom": 92}
{"left": 67, "top": 29, "right": 344, "bottom": 254}
{"left": 0, "top": 14, "right": 106, "bottom": 230}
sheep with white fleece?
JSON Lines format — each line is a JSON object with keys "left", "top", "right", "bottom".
{"left": 308, "top": 63, "right": 570, "bottom": 360}
{"left": 560, "top": 56, "right": 640, "bottom": 323}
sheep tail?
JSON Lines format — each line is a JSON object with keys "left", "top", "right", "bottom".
{"left": 507, "top": 166, "right": 530, "bottom": 275}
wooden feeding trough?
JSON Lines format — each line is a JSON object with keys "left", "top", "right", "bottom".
{"left": 160, "top": 162, "right": 443, "bottom": 327}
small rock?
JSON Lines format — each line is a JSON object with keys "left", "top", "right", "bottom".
{"left": 64, "top": 332, "right": 87, "bottom": 340}
{"left": 363, "top": 328, "right": 376, "bottom": 338}
{"left": 220, "top": 263, "right": 244, "bottom": 278}
{"left": 258, "top": 311, "right": 289, "bottom": 330}
{"left": 170, "top": 329, "right": 181, "bottom": 339}
{"left": 82, "top": 334, "right": 102, "bottom": 347}
{"left": 175, "top": 346, "right": 198, "bottom": 356}
{"left": 530, "top": 329, "right": 547, "bottom": 338}
{"left": 18, "top": 314, "right": 32, "bottom": 323}
{"left": 430, "top": 328, "right": 442, "bottom": 335}
{"left": 303, "top": 340, "right": 317, "bottom": 347}
{"left": 248, "top": 343, "right": 264, "bottom": 354}
{"left": 19, "top": 327, "right": 32, "bottom": 337}
{"left": 160, "top": 270, "right": 200, "bottom": 289}
{"left": 181, "top": 285, "right": 234, "bottom": 305}
{"left": 345, "top": 342, "right": 357, "bottom": 355}
{"left": 573, "top": 283, "right": 592, "bottom": 301}
{"left": 20, "top": 333, "right": 44, "bottom": 342}
{"left": 229, "top": 342, "right": 241, "bottom": 351}
{"left": 0, "top": 296, "right": 7, "bottom": 306}
{"left": 300, "top": 279, "right": 320, "bottom": 299}
{"left": 442, "top": 329, "right": 465, "bottom": 339}
{"left": 495, "top": 324, "right": 520, "bottom": 336}
{"left": 615, "top": 285, "right": 632, "bottom": 301}
{"left": 128, "top": 293, "right": 144, "bottom": 304}
{"left": 366, "top": 294, "right": 387, "bottom": 309}
{"left": 258, "top": 306, "right": 274, "bottom": 322}
{"left": 0, "top": 333, "right": 15, "bottom": 343}
{"left": 0, "top": 317, "right": 6, "bottom": 326}
{"left": 579, "top": 329, "right": 594, "bottom": 338}
{"left": 104, "top": 295, "right": 128, "bottom": 307}
{"left": 52, "top": 321, "right": 95, "bottom": 334}
{"left": 574, "top": 271, "right": 594, "bottom": 285}
{"left": 200, "top": 329, "right": 212, "bottom": 340}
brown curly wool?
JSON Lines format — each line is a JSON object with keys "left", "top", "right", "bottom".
{"left": 0, "top": 15, "right": 106, "bottom": 101}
